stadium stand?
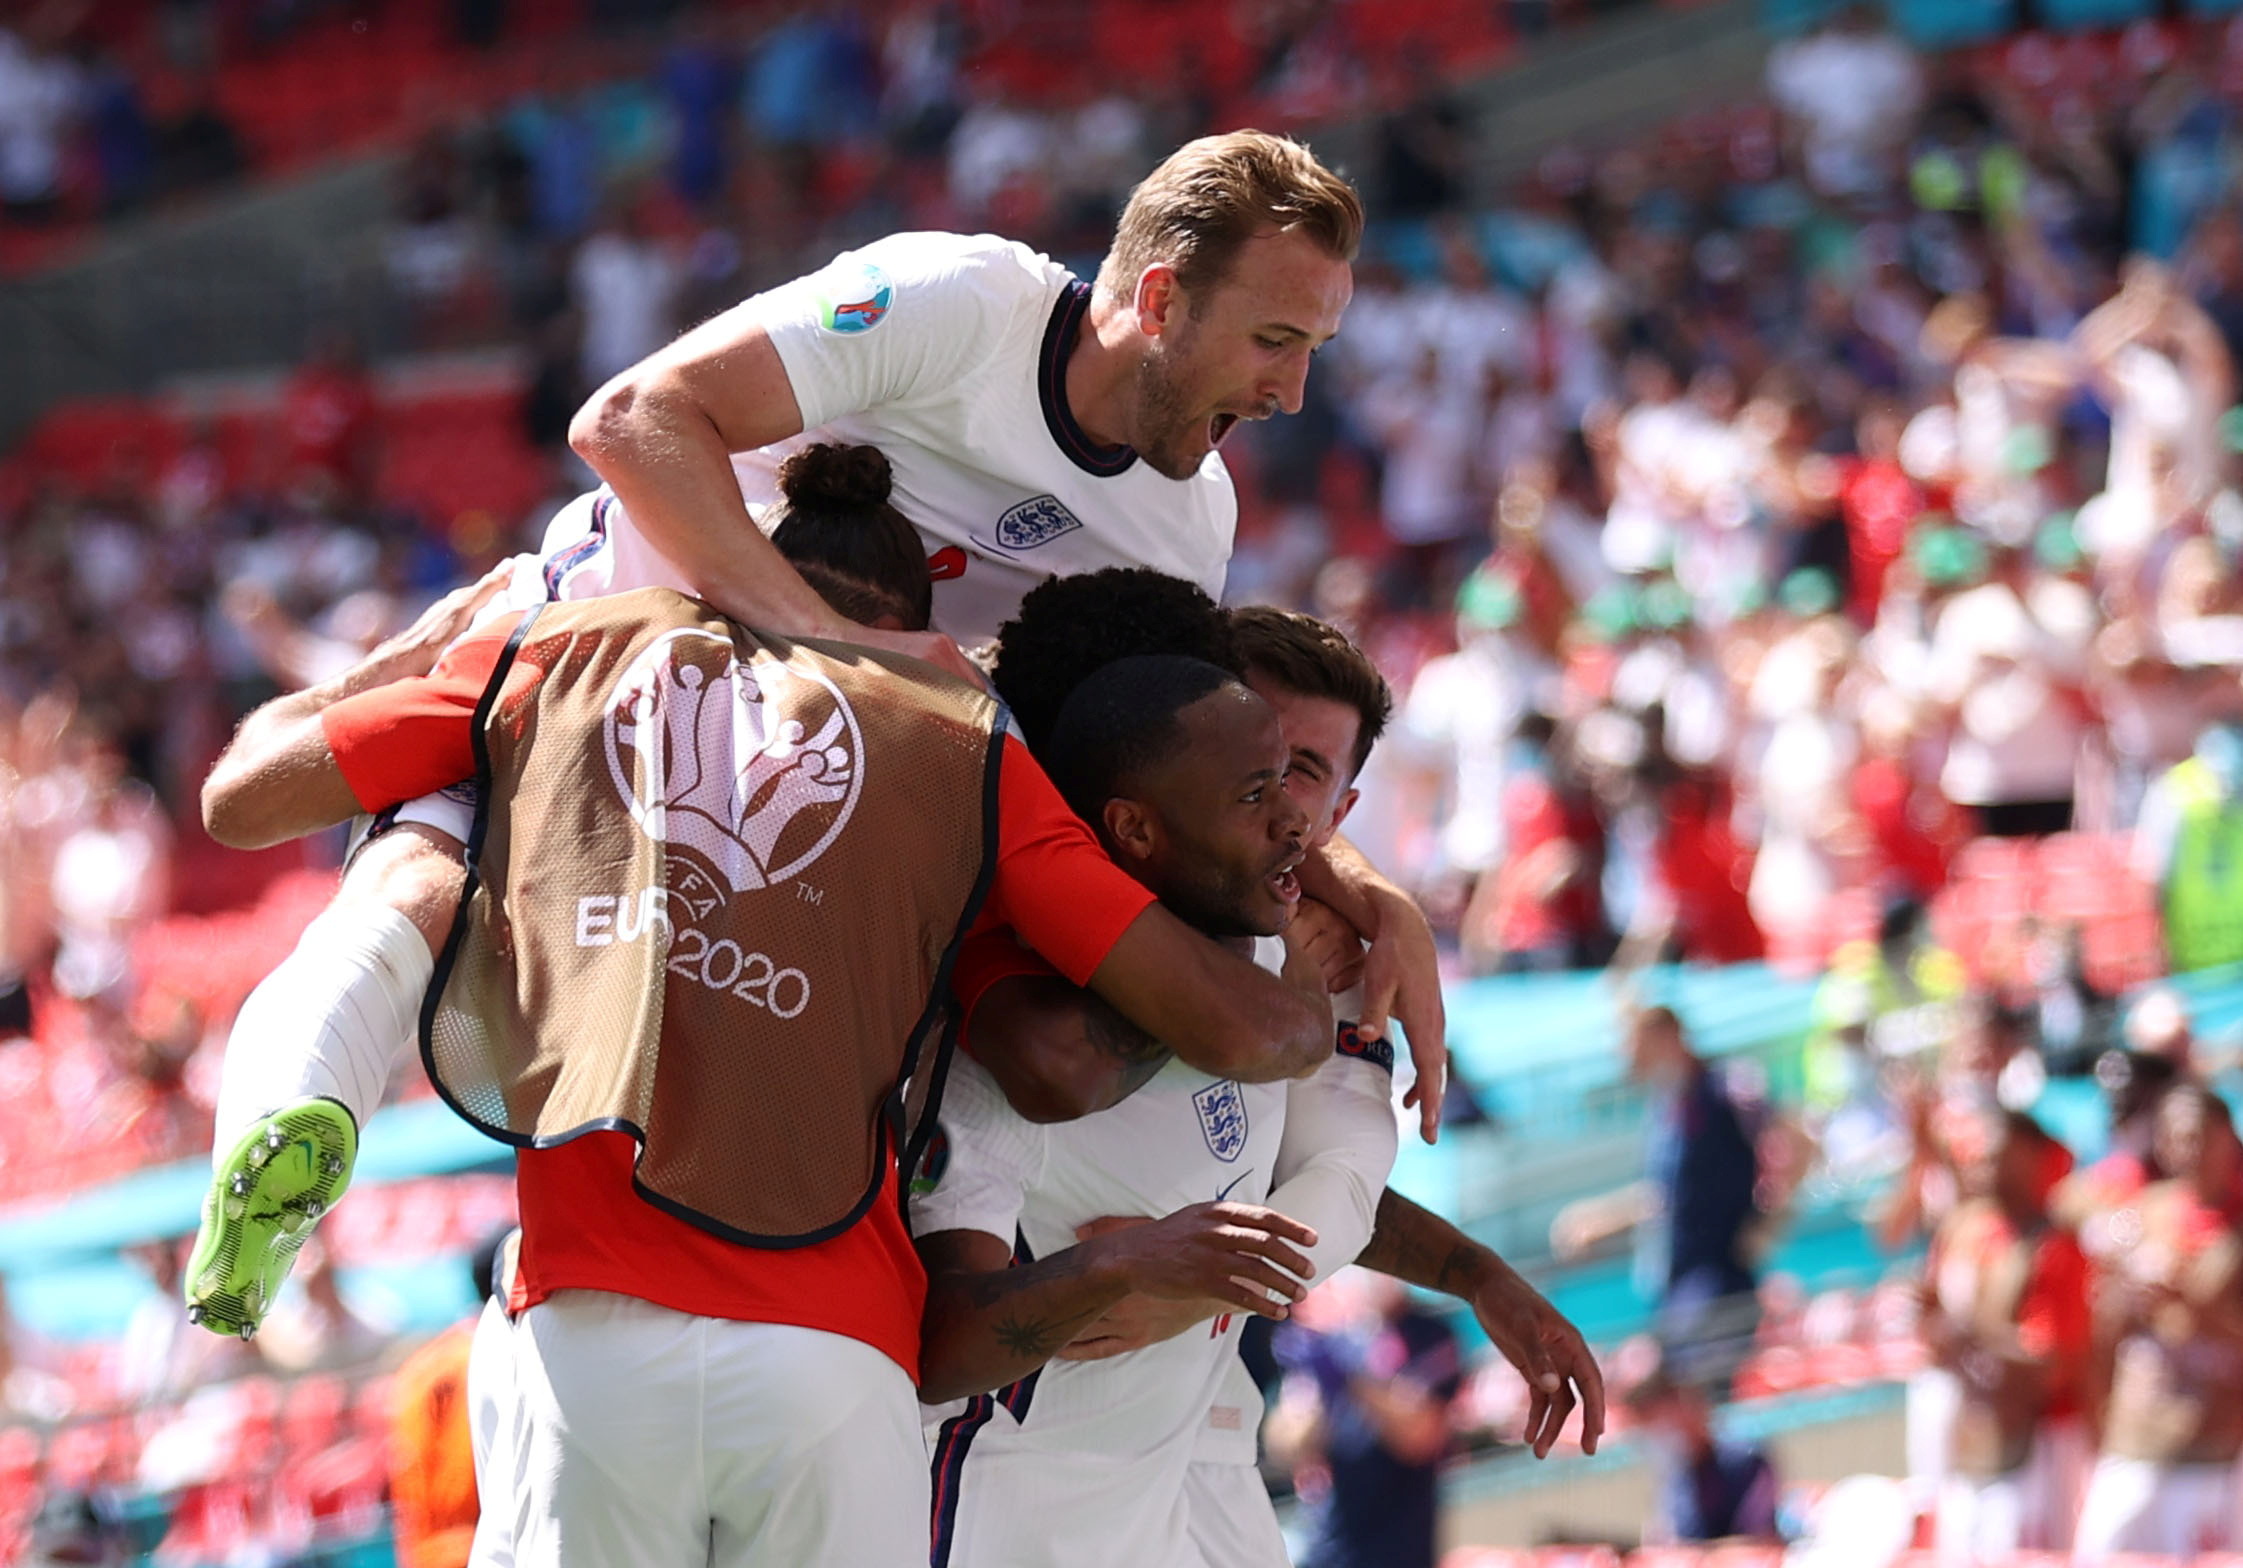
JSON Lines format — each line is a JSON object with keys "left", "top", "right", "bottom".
{"left": 14, "top": 0, "right": 2243, "bottom": 1559}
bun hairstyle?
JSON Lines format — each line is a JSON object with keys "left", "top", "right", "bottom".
{"left": 766, "top": 442, "right": 933, "bottom": 634}
{"left": 777, "top": 442, "right": 895, "bottom": 513}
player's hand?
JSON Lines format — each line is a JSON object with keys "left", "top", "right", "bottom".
{"left": 354, "top": 562, "right": 516, "bottom": 690}
{"left": 1097, "top": 1202, "right": 1318, "bottom": 1320}
{"left": 1057, "top": 1296, "right": 1227, "bottom": 1360}
{"left": 1470, "top": 1264, "right": 1605, "bottom": 1459}
{"left": 1286, "top": 897, "right": 1367, "bottom": 997}
{"left": 1357, "top": 889, "right": 1447, "bottom": 1143}
{"left": 845, "top": 623, "right": 988, "bottom": 689}
{"left": 1059, "top": 1216, "right": 1227, "bottom": 1358}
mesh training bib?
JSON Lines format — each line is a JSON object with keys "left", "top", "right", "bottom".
{"left": 422, "top": 588, "right": 1004, "bottom": 1247}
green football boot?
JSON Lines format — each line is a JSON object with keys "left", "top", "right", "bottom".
{"left": 183, "top": 1097, "right": 358, "bottom": 1339}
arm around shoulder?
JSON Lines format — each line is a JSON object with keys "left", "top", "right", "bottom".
{"left": 1084, "top": 905, "right": 1332, "bottom": 1083}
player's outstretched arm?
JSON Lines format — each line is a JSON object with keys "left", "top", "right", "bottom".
{"left": 1082, "top": 906, "right": 1333, "bottom": 1085}
{"left": 1296, "top": 834, "right": 1448, "bottom": 1143}
{"left": 202, "top": 690, "right": 365, "bottom": 849}
{"left": 1358, "top": 1189, "right": 1606, "bottom": 1460}
{"left": 202, "top": 568, "right": 514, "bottom": 848}
{"left": 570, "top": 312, "right": 980, "bottom": 685}
{"left": 915, "top": 1202, "right": 1318, "bottom": 1404}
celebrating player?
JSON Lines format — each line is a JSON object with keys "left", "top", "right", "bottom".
{"left": 194, "top": 444, "right": 1336, "bottom": 1567}
{"left": 912, "top": 653, "right": 1354, "bottom": 1568}
{"left": 193, "top": 126, "right": 1449, "bottom": 1338}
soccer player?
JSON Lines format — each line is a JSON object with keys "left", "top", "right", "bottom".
{"left": 196, "top": 128, "right": 1448, "bottom": 1333}
{"left": 911, "top": 654, "right": 1349, "bottom": 1568}
{"left": 195, "top": 445, "right": 1335, "bottom": 1567}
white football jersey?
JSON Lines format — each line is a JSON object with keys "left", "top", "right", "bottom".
{"left": 527, "top": 231, "right": 1238, "bottom": 651}
{"left": 1193, "top": 987, "right": 1398, "bottom": 1468}
{"left": 910, "top": 939, "right": 1287, "bottom": 1567}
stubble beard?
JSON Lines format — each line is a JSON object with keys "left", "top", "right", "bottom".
{"left": 1131, "top": 337, "right": 1204, "bottom": 481}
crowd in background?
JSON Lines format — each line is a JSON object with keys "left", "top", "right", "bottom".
{"left": 9, "top": 0, "right": 2243, "bottom": 1562}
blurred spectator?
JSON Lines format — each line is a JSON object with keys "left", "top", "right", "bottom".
{"left": 659, "top": 19, "right": 736, "bottom": 208}
{"left": 1553, "top": 1006, "right": 1762, "bottom": 1392}
{"left": 2073, "top": 262, "right": 2234, "bottom": 576}
{"left": 570, "top": 199, "right": 680, "bottom": 392}
{"left": 1923, "top": 534, "right": 2093, "bottom": 839}
{"left": 78, "top": 44, "right": 155, "bottom": 216}
{"left": 116, "top": 1238, "right": 257, "bottom": 1406}
{"left": 2133, "top": 722, "right": 2243, "bottom": 972}
{"left": 386, "top": 131, "right": 487, "bottom": 346}
{"left": 1917, "top": 1106, "right": 2089, "bottom": 1563}
{"left": 47, "top": 743, "right": 170, "bottom": 1016}
{"left": 1395, "top": 568, "right": 1556, "bottom": 906}
{"left": 0, "top": 25, "right": 81, "bottom": 222}
{"left": 281, "top": 329, "right": 382, "bottom": 508}
{"left": 947, "top": 82, "right": 1049, "bottom": 226}
{"left": 254, "top": 1238, "right": 390, "bottom": 1374}
{"left": 2073, "top": 1085, "right": 2243, "bottom": 1561}
{"left": 1765, "top": 5, "right": 1923, "bottom": 202}
{"left": 879, "top": 1, "right": 964, "bottom": 156}
{"left": 2056, "top": 1038, "right": 2182, "bottom": 1276}
{"left": 1808, "top": 897, "right": 1967, "bottom": 1110}
{"left": 1457, "top": 708, "right": 1608, "bottom": 973}
{"left": 1623, "top": 1358, "right": 1782, "bottom": 1545}
{"left": 1270, "top": 1274, "right": 1464, "bottom": 1568}
{"left": 1374, "top": 57, "right": 1468, "bottom": 217}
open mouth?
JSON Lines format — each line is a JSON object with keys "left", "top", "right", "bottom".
{"left": 1267, "top": 854, "right": 1304, "bottom": 904}
{"left": 1209, "top": 412, "right": 1240, "bottom": 447}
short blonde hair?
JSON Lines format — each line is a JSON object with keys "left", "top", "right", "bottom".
{"left": 1097, "top": 131, "right": 1363, "bottom": 306}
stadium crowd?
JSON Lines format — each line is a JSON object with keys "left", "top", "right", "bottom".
{"left": 8, "top": 0, "right": 2243, "bottom": 1564}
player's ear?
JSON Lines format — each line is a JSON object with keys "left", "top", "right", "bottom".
{"left": 1100, "top": 796, "right": 1156, "bottom": 864}
{"left": 1135, "top": 264, "right": 1181, "bottom": 338}
{"left": 1323, "top": 786, "right": 1360, "bottom": 844}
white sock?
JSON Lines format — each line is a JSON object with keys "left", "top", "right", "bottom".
{"left": 212, "top": 902, "right": 436, "bottom": 1163}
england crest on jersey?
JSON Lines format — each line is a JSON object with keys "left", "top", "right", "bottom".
{"left": 993, "top": 494, "right": 1084, "bottom": 551}
{"left": 1193, "top": 1080, "right": 1249, "bottom": 1163}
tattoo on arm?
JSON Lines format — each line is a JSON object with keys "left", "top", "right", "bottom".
{"left": 993, "top": 1309, "right": 1090, "bottom": 1359}
{"left": 1082, "top": 995, "right": 1172, "bottom": 1107}
{"left": 1359, "top": 1190, "right": 1486, "bottom": 1297}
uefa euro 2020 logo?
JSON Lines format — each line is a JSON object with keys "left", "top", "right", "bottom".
{"left": 604, "top": 630, "right": 865, "bottom": 904}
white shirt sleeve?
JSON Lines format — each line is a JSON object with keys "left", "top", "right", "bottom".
{"left": 754, "top": 232, "right": 1036, "bottom": 433}
{"left": 1262, "top": 991, "right": 1400, "bottom": 1289}
{"left": 908, "top": 1052, "right": 1045, "bottom": 1246}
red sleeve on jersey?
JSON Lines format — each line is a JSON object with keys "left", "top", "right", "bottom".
{"left": 978, "top": 735, "right": 1154, "bottom": 986}
{"left": 319, "top": 614, "right": 534, "bottom": 813}
{"left": 949, "top": 930, "right": 1062, "bottom": 1060}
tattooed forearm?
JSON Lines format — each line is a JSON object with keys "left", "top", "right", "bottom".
{"left": 959, "top": 1248, "right": 1093, "bottom": 1309}
{"left": 992, "top": 1303, "right": 1102, "bottom": 1359}
{"left": 1359, "top": 1189, "right": 1490, "bottom": 1297}
{"left": 918, "top": 1238, "right": 1132, "bottom": 1403}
